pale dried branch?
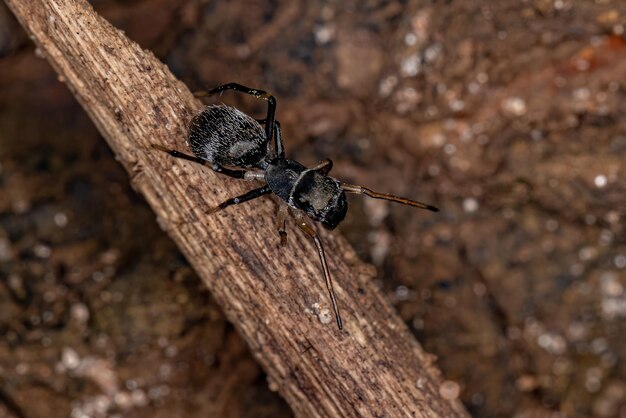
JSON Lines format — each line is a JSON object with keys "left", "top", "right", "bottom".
{"left": 5, "top": 0, "right": 469, "bottom": 416}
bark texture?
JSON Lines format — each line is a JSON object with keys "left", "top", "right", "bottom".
{"left": 5, "top": 0, "right": 469, "bottom": 416}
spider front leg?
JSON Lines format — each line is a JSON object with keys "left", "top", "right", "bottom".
{"left": 293, "top": 211, "right": 343, "bottom": 330}
{"left": 341, "top": 182, "right": 439, "bottom": 212}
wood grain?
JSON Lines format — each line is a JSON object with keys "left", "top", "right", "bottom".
{"left": 4, "top": 0, "right": 470, "bottom": 416}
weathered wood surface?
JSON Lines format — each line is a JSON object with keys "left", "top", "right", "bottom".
{"left": 5, "top": 0, "right": 469, "bottom": 416}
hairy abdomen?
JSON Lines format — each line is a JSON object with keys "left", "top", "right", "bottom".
{"left": 188, "top": 104, "right": 268, "bottom": 168}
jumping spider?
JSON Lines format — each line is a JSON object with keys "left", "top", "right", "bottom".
{"left": 154, "top": 83, "right": 438, "bottom": 330}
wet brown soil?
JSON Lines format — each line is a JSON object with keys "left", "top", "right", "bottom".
{"left": 0, "top": 1, "right": 624, "bottom": 417}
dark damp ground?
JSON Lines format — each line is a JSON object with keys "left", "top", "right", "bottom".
{"left": 0, "top": 1, "right": 625, "bottom": 417}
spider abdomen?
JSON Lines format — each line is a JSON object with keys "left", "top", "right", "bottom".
{"left": 188, "top": 105, "right": 269, "bottom": 168}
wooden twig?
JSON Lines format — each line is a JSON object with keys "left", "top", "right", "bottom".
{"left": 5, "top": 0, "right": 469, "bottom": 416}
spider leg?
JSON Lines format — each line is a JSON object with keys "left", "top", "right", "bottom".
{"left": 152, "top": 144, "right": 263, "bottom": 180}
{"left": 276, "top": 204, "right": 289, "bottom": 245}
{"left": 256, "top": 119, "right": 284, "bottom": 159}
{"left": 309, "top": 158, "right": 333, "bottom": 175}
{"left": 293, "top": 211, "right": 343, "bottom": 330}
{"left": 207, "top": 186, "right": 272, "bottom": 214}
{"left": 341, "top": 183, "right": 439, "bottom": 212}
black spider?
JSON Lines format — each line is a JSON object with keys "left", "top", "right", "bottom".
{"left": 154, "top": 83, "right": 438, "bottom": 330}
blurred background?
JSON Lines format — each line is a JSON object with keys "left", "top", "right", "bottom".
{"left": 0, "top": 0, "right": 624, "bottom": 417}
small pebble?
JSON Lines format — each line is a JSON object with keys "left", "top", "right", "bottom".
{"left": 439, "top": 380, "right": 461, "bottom": 400}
